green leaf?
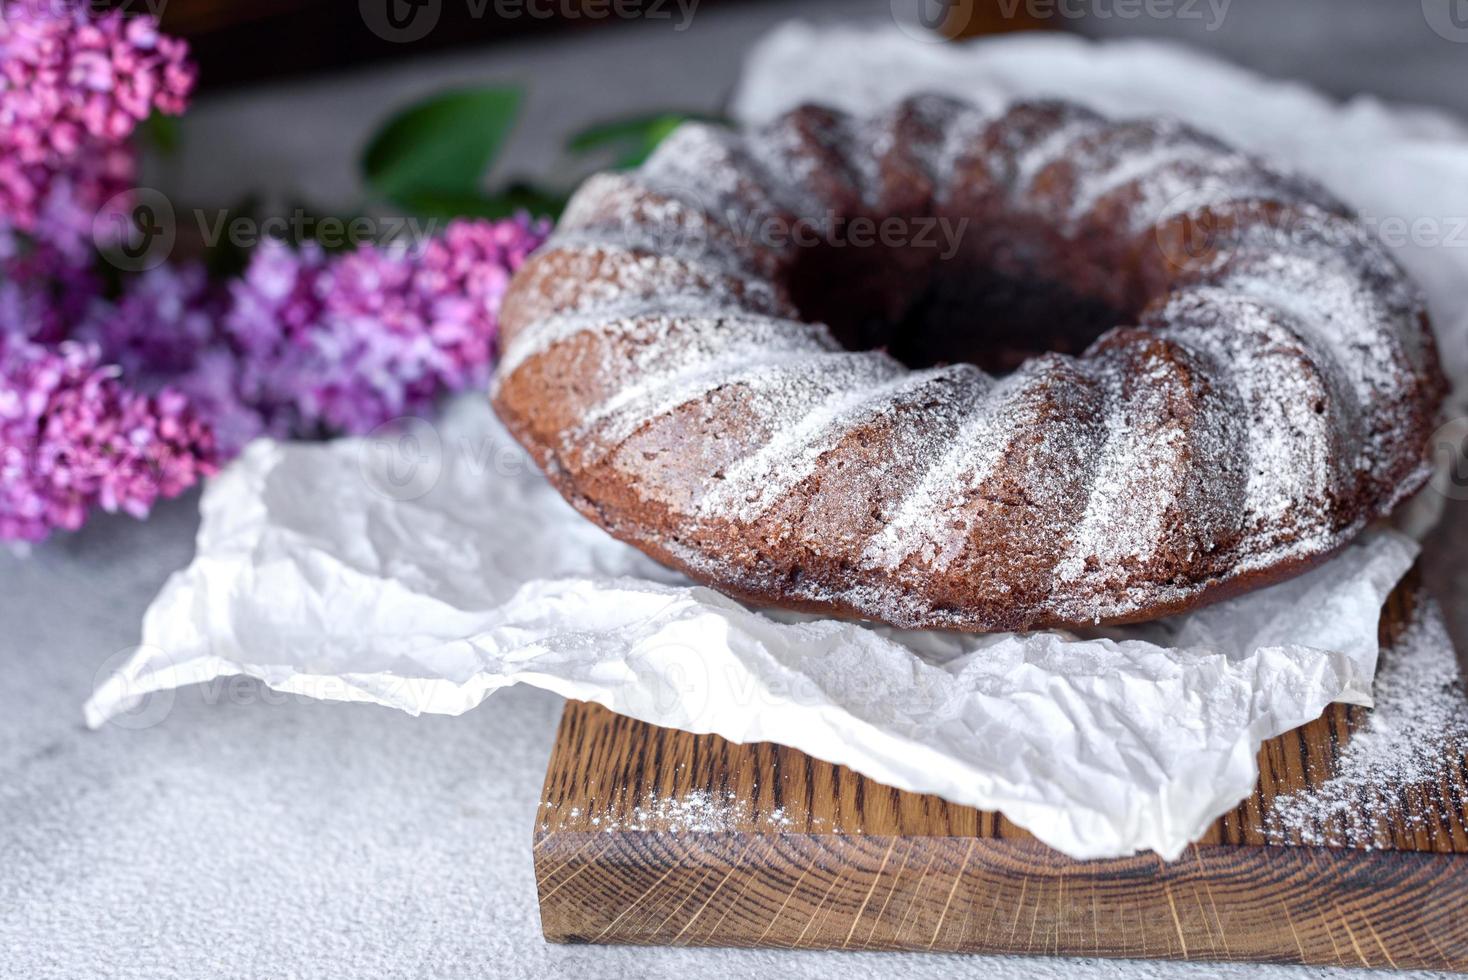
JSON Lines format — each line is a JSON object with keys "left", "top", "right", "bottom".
{"left": 566, "top": 111, "right": 726, "bottom": 170}
{"left": 396, "top": 182, "right": 567, "bottom": 221}
{"left": 201, "top": 194, "right": 263, "bottom": 279}
{"left": 280, "top": 199, "right": 372, "bottom": 251}
{"left": 361, "top": 87, "right": 524, "bottom": 206}
{"left": 140, "top": 111, "right": 181, "bottom": 155}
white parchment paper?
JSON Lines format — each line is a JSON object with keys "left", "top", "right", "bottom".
{"left": 86, "top": 394, "right": 1415, "bottom": 859}
{"left": 88, "top": 25, "right": 1467, "bottom": 860}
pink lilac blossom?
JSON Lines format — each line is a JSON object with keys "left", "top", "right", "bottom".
{"left": 0, "top": 213, "right": 550, "bottom": 540}
{"left": 0, "top": 232, "right": 102, "bottom": 343}
{"left": 0, "top": 0, "right": 544, "bottom": 538}
{"left": 57, "top": 215, "right": 549, "bottom": 462}
{"left": 75, "top": 262, "right": 264, "bottom": 455}
{"left": 81, "top": 261, "right": 260, "bottom": 454}
{"left": 79, "top": 260, "right": 220, "bottom": 378}
{"left": 0, "top": 2, "right": 194, "bottom": 245}
{"left": 0, "top": 333, "right": 217, "bottom": 543}
{"left": 28, "top": 140, "right": 137, "bottom": 259}
{"left": 224, "top": 214, "right": 550, "bottom": 440}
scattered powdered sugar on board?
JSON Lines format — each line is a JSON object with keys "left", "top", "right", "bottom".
{"left": 1264, "top": 599, "right": 1468, "bottom": 848}
{"left": 539, "top": 790, "right": 795, "bottom": 834}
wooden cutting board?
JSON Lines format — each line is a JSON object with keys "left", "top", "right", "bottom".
{"left": 533, "top": 572, "right": 1468, "bottom": 970}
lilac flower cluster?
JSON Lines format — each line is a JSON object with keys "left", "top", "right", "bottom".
{"left": 0, "top": 4, "right": 551, "bottom": 543}
{"left": 0, "top": 234, "right": 100, "bottom": 343}
{"left": 2, "top": 212, "right": 549, "bottom": 542}
{"left": 0, "top": 1, "right": 194, "bottom": 251}
{"left": 79, "top": 214, "right": 549, "bottom": 457}
{"left": 0, "top": 2, "right": 209, "bottom": 543}
{"left": 74, "top": 260, "right": 261, "bottom": 452}
{"left": 0, "top": 333, "right": 216, "bottom": 542}
{"left": 225, "top": 214, "right": 548, "bottom": 448}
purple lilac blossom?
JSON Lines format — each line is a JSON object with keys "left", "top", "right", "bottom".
{"left": 66, "top": 215, "right": 549, "bottom": 462}
{"left": 224, "top": 213, "right": 551, "bottom": 440}
{"left": 1, "top": 214, "right": 551, "bottom": 540}
{"left": 0, "top": 3, "right": 194, "bottom": 248}
{"left": 0, "top": 333, "right": 217, "bottom": 543}
{"left": 0, "top": 0, "right": 552, "bottom": 542}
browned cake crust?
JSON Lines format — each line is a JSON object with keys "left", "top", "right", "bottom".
{"left": 491, "top": 95, "right": 1448, "bottom": 632}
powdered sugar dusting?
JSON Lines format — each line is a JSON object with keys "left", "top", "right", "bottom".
{"left": 1007, "top": 112, "right": 1107, "bottom": 194}
{"left": 576, "top": 347, "right": 894, "bottom": 462}
{"left": 1156, "top": 288, "right": 1342, "bottom": 553}
{"left": 556, "top": 171, "right": 784, "bottom": 283}
{"left": 928, "top": 100, "right": 994, "bottom": 200}
{"left": 495, "top": 269, "right": 786, "bottom": 384}
{"left": 1264, "top": 599, "right": 1468, "bottom": 849}
{"left": 1053, "top": 337, "right": 1244, "bottom": 621}
{"left": 1059, "top": 362, "right": 1182, "bottom": 583}
{"left": 1069, "top": 142, "right": 1211, "bottom": 219}
{"left": 860, "top": 363, "right": 1033, "bottom": 572}
{"left": 643, "top": 124, "right": 767, "bottom": 215}
{"left": 492, "top": 93, "right": 1443, "bottom": 631}
{"left": 696, "top": 364, "right": 958, "bottom": 523}
{"left": 1216, "top": 239, "right": 1421, "bottom": 479}
{"left": 540, "top": 789, "right": 795, "bottom": 835}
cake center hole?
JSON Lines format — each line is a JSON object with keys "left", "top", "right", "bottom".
{"left": 784, "top": 225, "right": 1129, "bottom": 374}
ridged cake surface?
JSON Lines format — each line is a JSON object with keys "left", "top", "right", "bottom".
{"left": 492, "top": 95, "right": 1447, "bottom": 632}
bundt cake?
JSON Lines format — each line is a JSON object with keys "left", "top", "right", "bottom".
{"left": 491, "top": 95, "right": 1447, "bottom": 632}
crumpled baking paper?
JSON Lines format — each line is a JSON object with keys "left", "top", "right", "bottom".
{"left": 88, "top": 24, "right": 1466, "bottom": 860}
{"left": 87, "top": 396, "right": 1415, "bottom": 860}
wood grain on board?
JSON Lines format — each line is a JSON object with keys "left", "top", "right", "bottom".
{"left": 534, "top": 572, "right": 1468, "bottom": 970}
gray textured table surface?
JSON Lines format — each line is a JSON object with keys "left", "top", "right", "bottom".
{"left": 3, "top": 3, "right": 1465, "bottom": 977}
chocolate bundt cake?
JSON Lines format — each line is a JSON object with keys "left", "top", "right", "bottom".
{"left": 492, "top": 95, "right": 1447, "bottom": 632}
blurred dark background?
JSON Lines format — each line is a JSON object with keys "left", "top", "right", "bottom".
{"left": 142, "top": 0, "right": 1467, "bottom": 116}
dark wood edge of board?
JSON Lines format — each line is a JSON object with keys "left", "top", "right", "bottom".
{"left": 535, "top": 824, "right": 1468, "bottom": 969}
{"left": 532, "top": 569, "right": 1468, "bottom": 970}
